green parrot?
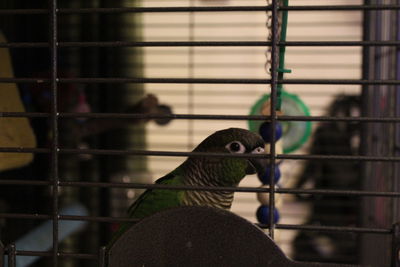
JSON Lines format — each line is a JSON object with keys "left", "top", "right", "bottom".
{"left": 108, "top": 127, "right": 267, "bottom": 247}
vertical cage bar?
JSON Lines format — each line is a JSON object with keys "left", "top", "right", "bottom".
{"left": 187, "top": 0, "right": 195, "bottom": 149}
{"left": 98, "top": 246, "right": 107, "bottom": 267}
{"left": 0, "top": 242, "right": 4, "bottom": 267}
{"left": 6, "top": 244, "right": 15, "bottom": 267}
{"left": 360, "top": 0, "right": 371, "bottom": 264}
{"left": 49, "top": 0, "right": 59, "bottom": 265}
{"left": 392, "top": 223, "right": 400, "bottom": 267}
{"left": 268, "top": 0, "right": 279, "bottom": 239}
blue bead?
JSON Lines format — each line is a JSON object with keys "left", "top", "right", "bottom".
{"left": 256, "top": 205, "right": 280, "bottom": 224}
{"left": 258, "top": 165, "right": 281, "bottom": 184}
{"left": 258, "top": 122, "right": 283, "bottom": 142}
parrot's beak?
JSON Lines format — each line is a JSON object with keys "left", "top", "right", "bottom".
{"left": 246, "top": 157, "right": 268, "bottom": 176}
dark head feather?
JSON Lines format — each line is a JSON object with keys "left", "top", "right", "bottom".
{"left": 193, "top": 128, "right": 264, "bottom": 153}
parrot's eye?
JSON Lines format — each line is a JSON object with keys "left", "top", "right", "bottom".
{"left": 252, "top": 147, "right": 265, "bottom": 154}
{"left": 226, "top": 141, "right": 246, "bottom": 153}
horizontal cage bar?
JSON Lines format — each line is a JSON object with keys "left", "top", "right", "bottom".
{"left": 274, "top": 224, "right": 391, "bottom": 234}
{"left": 4, "top": 250, "right": 98, "bottom": 260}
{"left": 0, "top": 77, "right": 399, "bottom": 85}
{"left": 0, "top": 179, "right": 399, "bottom": 198}
{"left": 0, "top": 5, "right": 399, "bottom": 15}
{"left": 2, "top": 112, "right": 400, "bottom": 123}
{"left": 1, "top": 41, "right": 399, "bottom": 48}
{"left": 0, "top": 213, "right": 391, "bottom": 234}
{"left": 0, "top": 147, "right": 399, "bottom": 162}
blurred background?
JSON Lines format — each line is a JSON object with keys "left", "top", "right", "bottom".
{"left": 0, "top": 0, "right": 399, "bottom": 266}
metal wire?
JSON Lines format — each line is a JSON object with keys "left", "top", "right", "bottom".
{"left": 1, "top": 147, "right": 400, "bottom": 163}
{"left": 1, "top": 40, "right": 400, "bottom": 48}
{"left": 48, "top": 0, "right": 59, "bottom": 265}
{"left": 1, "top": 77, "right": 400, "bottom": 85}
{"left": 1, "top": 179, "right": 400, "bottom": 198}
{"left": 267, "top": 0, "right": 279, "bottom": 239}
{"left": 3, "top": 112, "right": 400, "bottom": 123}
{"left": 0, "top": 5, "right": 400, "bottom": 15}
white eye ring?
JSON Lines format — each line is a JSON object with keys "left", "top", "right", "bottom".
{"left": 225, "top": 141, "right": 246, "bottom": 154}
{"left": 252, "top": 147, "right": 265, "bottom": 154}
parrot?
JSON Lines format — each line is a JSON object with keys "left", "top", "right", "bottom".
{"left": 108, "top": 127, "right": 267, "bottom": 247}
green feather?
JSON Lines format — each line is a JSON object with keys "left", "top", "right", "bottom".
{"left": 107, "top": 168, "right": 185, "bottom": 248}
{"left": 128, "top": 168, "right": 185, "bottom": 218}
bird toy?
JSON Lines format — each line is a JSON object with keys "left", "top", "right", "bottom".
{"left": 251, "top": 0, "right": 311, "bottom": 227}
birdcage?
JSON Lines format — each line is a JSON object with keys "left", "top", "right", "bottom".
{"left": 0, "top": 0, "right": 399, "bottom": 266}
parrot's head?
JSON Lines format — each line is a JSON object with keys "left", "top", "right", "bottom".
{"left": 191, "top": 128, "right": 268, "bottom": 186}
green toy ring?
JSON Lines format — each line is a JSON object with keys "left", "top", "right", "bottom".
{"left": 248, "top": 91, "right": 312, "bottom": 153}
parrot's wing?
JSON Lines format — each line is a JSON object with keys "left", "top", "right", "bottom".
{"left": 108, "top": 169, "right": 185, "bottom": 248}
{"left": 127, "top": 168, "right": 185, "bottom": 219}
{"left": 126, "top": 188, "right": 151, "bottom": 216}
